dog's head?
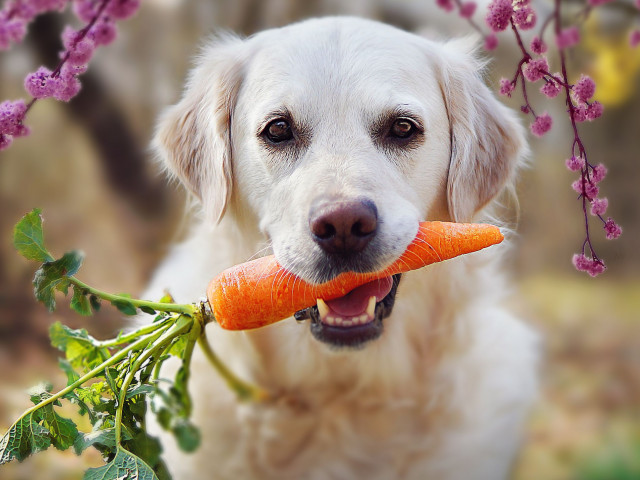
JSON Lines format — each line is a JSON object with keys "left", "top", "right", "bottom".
{"left": 154, "top": 18, "right": 525, "bottom": 351}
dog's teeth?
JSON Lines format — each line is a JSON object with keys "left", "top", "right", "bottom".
{"left": 335, "top": 317, "right": 343, "bottom": 326}
{"left": 366, "top": 296, "right": 376, "bottom": 319}
{"left": 317, "top": 299, "right": 329, "bottom": 319}
{"left": 359, "top": 314, "right": 369, "bottom": 323}
{"left": 342, "top": 319, "right": 353, "bottom": 327}
{"left": 326, "top": 316, "right": 336, "bottom": 326}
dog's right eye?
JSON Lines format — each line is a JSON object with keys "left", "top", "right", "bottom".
{"left": 263, "top": 119, "right": 293, "bottom": 144}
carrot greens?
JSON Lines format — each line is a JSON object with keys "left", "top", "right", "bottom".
{"left": 1, "top": 209, "right": 264, "bottom": 480}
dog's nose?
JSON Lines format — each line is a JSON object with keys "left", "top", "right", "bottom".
{"left": 309, "top": 198, "right": 378, "bottom": 255}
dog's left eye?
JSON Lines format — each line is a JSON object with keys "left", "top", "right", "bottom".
{"left": 263, "top": 119, "right": 293, "bottom": 144}
{"left": 389, "top": 119, "right": 417, "bottom": 139}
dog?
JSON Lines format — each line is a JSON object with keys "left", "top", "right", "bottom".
{"left": 143, "top": 16, "right": 539, "bottom": 480}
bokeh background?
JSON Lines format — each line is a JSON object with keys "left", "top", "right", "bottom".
{"left": 1, "top": 0, "right": 639, "bottom": 478}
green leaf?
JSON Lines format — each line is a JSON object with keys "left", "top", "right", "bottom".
{"left": 73, "top": 426, "right": 133, "bottom": 455}
{"left": 83, "top": 446, "right": 159, "bottom": 480}
{"left": 0, "top": 413, "right": 52, "bottom": 464}
{"left": 71, "top": 286, "right": 93, "bottom": 316}
{"left": 124, "top": 431, "right": 163, "bottom": 473}
{"left": 112, "top": 299, "right": 137, "bottom": 316}
{"left": 167, "top": 335, "right": 188, "bottom": 358}
{"left": 74, "top": 382, "right": 108, "bottom": 407}
{"left": 13, "top": 209, "right": 53, "bottom": 263}
{"left": 36, "top": 405, "right": 79, "bottom": 451}
{"left": 125, "top": 385, "right": 156, "bottom": 400}
{"left": 171, "top": 420, "right": 200, "bottom": 453}
{"left": 104, "top": 368, "right": 120, "bottom": 397}
{"left": 58, "top": 358, "right": 80, "bottom": 386}
{"left": 139, "top": 306, "right": 156, "bottom": 315}
{"left": 34, "top": 251, "right": 84, "bottom": 312}
{"left": 28, "top": 382, "right": 54, "bottom": 405}
{"left": 90, "top": 295, "right": 102, "bottom": 312}
{"left": 49, "top": 322, "right": 110, "bottom": 371}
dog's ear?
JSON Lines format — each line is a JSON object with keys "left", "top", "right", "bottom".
{"left": 436, "top": 38, "right": 527, "bottom": 222}
{"left": 153, "top": 35, "right": 246, "bottom": 223}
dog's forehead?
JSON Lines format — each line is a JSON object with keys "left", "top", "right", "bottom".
{"left": 240, "top": 19, "right": 441, "bottom": 115}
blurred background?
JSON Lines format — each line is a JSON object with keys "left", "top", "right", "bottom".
{"left": 1, "top": 0, "right": 639, "bottom": 478}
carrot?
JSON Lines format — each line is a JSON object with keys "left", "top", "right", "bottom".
{"left": 207, "top": 222, "right": 503, "bottom": 330}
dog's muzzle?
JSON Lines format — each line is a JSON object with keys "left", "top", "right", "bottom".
{"left": 294, "top": 274, "right": 402, "bottom": 349}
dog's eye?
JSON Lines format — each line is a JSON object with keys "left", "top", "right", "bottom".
{"left": 264, "top": 119, "right": 293, "bottom": 143}
{"left": 389, "top": 119, "right": 416, "bottom": 139}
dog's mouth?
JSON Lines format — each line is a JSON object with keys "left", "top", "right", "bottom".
{"left": 294, "top": 274, "right": 402, "bottom": 349}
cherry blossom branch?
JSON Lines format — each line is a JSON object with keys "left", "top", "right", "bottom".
{"left": 0, "top": 0, "right": 140, "bottom": 150}
{"left": 438, "top": 0, "right": 633, "bottom": 276}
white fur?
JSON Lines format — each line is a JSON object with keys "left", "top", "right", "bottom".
{"left": 146, "top": 17, "right": 539, "bottom": 480}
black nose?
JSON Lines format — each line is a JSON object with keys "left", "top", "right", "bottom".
{"left": 309, "top": 198, "right": 378, "bottom": 255}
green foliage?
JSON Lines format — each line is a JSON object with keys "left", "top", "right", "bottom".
{"left": 0, "top": 413, "right": 52, "bottom": 464}
{"left": 12, "top": 208, "right": 53, "bottom": 263}
{"left": 0, "top": 210, "right": 214, "bottom": 480}
{"left": 576, "top": 439, "right": 640, "bottom": 480}
{"left": 33, "top": 251, "right": 84, "bottom": 312}
{"left": 83, "top": 446, "right": 157, "bottom": 480}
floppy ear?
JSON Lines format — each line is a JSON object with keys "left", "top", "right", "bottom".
{"left": 436, "top": 39, "right": 527, "bottom": 222}
{"left": 153, "top": 35, "right": 246, "bottom": 223}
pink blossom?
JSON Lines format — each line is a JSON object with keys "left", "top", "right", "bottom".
{"left": 530, "top": 36, "right": 547, "bottom": 55}
{"left": 571, "top": 179, "right": 583, "bottom": 195}
{"left": 630, "top": 30, "right": 640, "bottom": 48}
{"left": 530, "top": 113, "right": 552, "bottom": 137}
{"left": 590, "top": 197, "right": 608, "bottom": 216}
{"left": 584, "top": 180, "right": 599, "bottom": 200}
{"left": 586, "top": 101, "right": 604, "bottom": 121}
{"left": 106, "top": 0, "right": 140, "bottom": 20}
{"left": 604, "top": 218, "right": 622, "bottom": 239}
{"left": 484, "top": 33, "right": 499, "bottom": 51}
{"left": 72, "top": 0, "right": 100, "bottom": 23}
{"left": 523, "top": 57, "right": 549, "bottom": 82}
{"left": 62, "top": 62, "right": 88, "bottom": 76}
{"left": 32, "top": 0, "right": 67, "bottom": 11}
{"left": 636, "top": 0, "right": 640, "bottom": 9}
{"left": 88, "top": 20, "right": 117, "bottom": 46}
{"left": 486, "top": 0, "right": 513, "bottom": 32}
{"left": 541, "top": 80, "right": 561, "bottom": 98}
{"left": 499, "top": 78, "right": 515, "bottom": 96}
{"left": 565, "top": 155, "right": 585, "bottom": 172}
{"left": 0, "top": 99, "right": 29, "bottom": 151}
{"left": 572, "top": 253, "right": 606, "bottom": 277}
{"left": 512, "top": 5, "right": 536, "bottom": 30}
{"left": 573, "top": 75, "right": 596, "bottom": 103}
{"left": 556, "top": 27, "right": 580, "bottom": 49}
{"left": 0, "top": 99, "right": 27, "bottom": 135}
{"left": 591, "top": 163, "right": 607, "bottom": 183}
{"left": 0, "top": 17, "right": 27, "bottom": 50}
{"left": 573, "top": 105, "right": 588, "bottom": 123}
{"left": 24, "top": 67, "right": 59, "bottom": 99}
{"left": 62, "top": 26, "right": 80, "bottom": 49}
{"left": 53, "top": 74, "right": 81, "bottom": 101}
{"left": 67, "top": 36, "right": 95, "bottom": 65}
{"left": 459, "top": 1, "right": 477, "bottom": 18}
{"left": 436, "top": 0, "right": 455, "bottom": 12}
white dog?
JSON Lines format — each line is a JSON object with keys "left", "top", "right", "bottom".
{"left": 144, "top": 17, "right": 539, "bottom": 480}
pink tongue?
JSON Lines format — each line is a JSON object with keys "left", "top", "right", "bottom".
{"left": 325, "top": 276, "right": 394, "bottom": 317}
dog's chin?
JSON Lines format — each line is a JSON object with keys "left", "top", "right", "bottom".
{"left": 294, "top": 274, "right": 402, "bottom": 350}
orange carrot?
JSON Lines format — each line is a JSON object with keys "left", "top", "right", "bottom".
{"left": 207, "top": 222, "right": 503, "bottom": 330}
